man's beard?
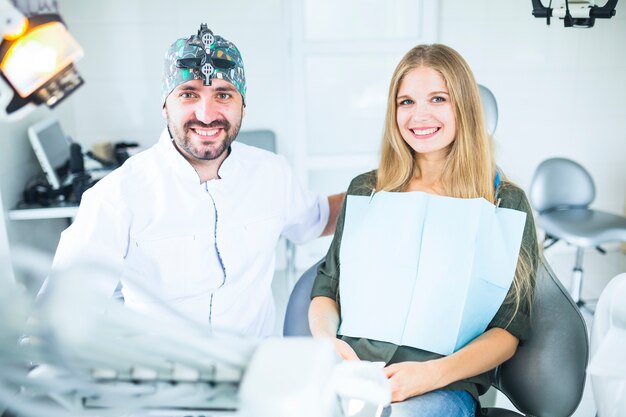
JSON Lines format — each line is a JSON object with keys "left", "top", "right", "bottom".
{"left": 168, "top": 116, "right": 242, "bottom": 161}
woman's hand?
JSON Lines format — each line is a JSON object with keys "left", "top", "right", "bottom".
{"left": 383, "top": 361, "right": 442, "bottom": 402}
{"left": 383, "top": 328, "right": 519, "bottom": 402}
{"left": 333, "top": 338, "right": 359, "bottom": 361}
{"left": 309, "top": 296, "right": 359, "bottom": 360}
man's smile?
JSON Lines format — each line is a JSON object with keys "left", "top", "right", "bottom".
{"left": 191, "top": 127, "right": 221, "bottom": 138}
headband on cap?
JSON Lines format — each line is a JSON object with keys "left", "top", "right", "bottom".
{"left": 161, "top": 24, "right": 246, "bottom": 105}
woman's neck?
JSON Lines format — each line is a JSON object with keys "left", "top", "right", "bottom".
{"left": 407, "top": 154, "right": 446, "bottom": 194}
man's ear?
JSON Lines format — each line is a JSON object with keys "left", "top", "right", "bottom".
{"left": 242, "top": 105, "right": 246, "bottom": 118}
{"left": 162, "top": 105, "right": 168, "bottom": 119}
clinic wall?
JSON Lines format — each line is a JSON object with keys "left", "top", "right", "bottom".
{"left": 0, "top": 196, "right": 14, "bottom": 284}
{"left": 439, "top": 0, "right": 626, "bottom": 216}
{"left": 1, "top": 0, "right": 623, "bottom": 280}
{"left": 0, "top": 106, "right": 70, "bottom": 281}
{"left": 55, "top": 0, "right": 292, "bottom": 155}
{"left": 56, "top": 0, "right": 625, "bottom": 217}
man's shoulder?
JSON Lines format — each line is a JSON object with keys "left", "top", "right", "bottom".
{"left": 229, "top": 142, "right": 292, "bottom": 179}
{"left": 88, "top": 146, "right": 160, "bottom": 196}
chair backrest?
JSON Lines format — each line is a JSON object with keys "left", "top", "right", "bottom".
{"left": 236, "top": 129, "right": 277, "bottom": 153}
{"left": 283, "top": 260, "right": 321, "bottom": 337}
{"left": 478, "top": 84, "right": 498, "bottom": 137}
{"left": 529, "top": 157, "right": 596, "bottom": 213}
{"left": 589, "top": 272, "right": 626, "bottom": 417}
{"left": 489, "top": 258, "right": 589, "bottom": 417}
{"left": 285, "top": 259, "right": 589, "bottom": 416}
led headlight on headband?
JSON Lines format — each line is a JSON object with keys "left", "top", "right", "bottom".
{"left": 176, "top": 25, "right": 237, "bottom": 86}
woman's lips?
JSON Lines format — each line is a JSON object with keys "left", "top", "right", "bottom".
{"left": 410, "top": 126, "right": 440, "bottom": 139}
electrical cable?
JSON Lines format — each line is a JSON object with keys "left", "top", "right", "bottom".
{"left": 564, "top": 0, "right": 574, "bottom": 26}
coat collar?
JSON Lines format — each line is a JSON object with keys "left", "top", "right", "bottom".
{"left": 156, "top": 128, "right": 242, "bottom": 184}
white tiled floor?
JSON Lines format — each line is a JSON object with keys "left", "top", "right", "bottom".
{"left": 272, "top": 245, "right": 626, "bottom": 417}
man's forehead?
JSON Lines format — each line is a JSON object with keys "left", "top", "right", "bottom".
{"left": 174, "top": 79, "right": 238, "bottom": 92}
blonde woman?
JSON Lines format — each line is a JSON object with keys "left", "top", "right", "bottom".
{"left": 309, "top": 44, "right": 539, "bottom": 416}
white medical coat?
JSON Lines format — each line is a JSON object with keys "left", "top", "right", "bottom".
{"left": 50, "top": 129, "right": 329, "bottom": 337}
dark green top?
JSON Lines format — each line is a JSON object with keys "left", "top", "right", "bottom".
{"left": 311, "top": 170, "right": 539, "bottom": 403}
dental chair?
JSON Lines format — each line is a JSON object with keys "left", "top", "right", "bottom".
{"left": 237, "top": 129, "right": 277, "bottom": 154}
{"left": 478, "top": 84, "right": 498, "bottom": 136}
{"left": 284, "top": 257, "right": 589, "bottom": 417}
{"left": 589, "top": 272, "right": 626, "bottom": 417}
{"left": 529, "top": 157, "right": 626, "bottom": 306}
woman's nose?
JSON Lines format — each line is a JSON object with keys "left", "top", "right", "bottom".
{"left": 411, "top": 102, "right": 431, "bottom": 122}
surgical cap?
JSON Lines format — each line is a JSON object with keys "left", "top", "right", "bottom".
{"left": 161, "top": 24, "right": 246, "bottom": 106}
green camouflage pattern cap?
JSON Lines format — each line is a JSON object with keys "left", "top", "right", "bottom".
{"left": 161, "top": 24, "right": 246, "bottom": 106}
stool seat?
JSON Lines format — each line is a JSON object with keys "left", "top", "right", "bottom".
{"left": 541, "top": 208, "right": 626, "bottom": 248}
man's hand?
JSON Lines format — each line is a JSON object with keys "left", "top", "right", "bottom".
{"left": 383, "top": 361, "right": 442, "bottom": 402}
{"left": 321, "top": 192, "right": 346, "bottom": 236}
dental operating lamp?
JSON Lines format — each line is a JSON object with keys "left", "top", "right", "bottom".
{"left": 532, "top": 0, "right": 618, "bottom": 27}
{"left": 0, "top": 0, "right": 84, "bottom": 119}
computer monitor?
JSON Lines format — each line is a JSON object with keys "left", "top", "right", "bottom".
{"left": 27, "top": 117, "right": 70, "bottom": 190}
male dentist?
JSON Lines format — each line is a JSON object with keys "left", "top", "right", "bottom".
{"left": 48, "top": 23, "right": 343, "bottom": 337}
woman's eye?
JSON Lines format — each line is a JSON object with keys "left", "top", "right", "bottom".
{"left": 398, "top": 99, "right": 413, "bottom": 106}
{"left": 432, "top": 96, "right": 446, "bottom": 103}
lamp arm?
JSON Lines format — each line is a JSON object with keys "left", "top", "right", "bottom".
{"left": 531, "top": 0, "right": 553, "bottom": 18}
{"left": 0, "top": 0, "right": 26, "bottom": 39}
{"left": 11, "top": 0, "right": 59, "bottom": 16}
{"left": 0, "top": 0, "right": 62, "bottom": 38}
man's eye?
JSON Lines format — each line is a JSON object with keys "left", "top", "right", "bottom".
{"left": 217, "top": 93, "right": 232, "bottom": 100}
{"left": 432, "top": 96, "right": 446, "bottom": 103}
{"left": 180, "top": 92, "right": 196, "bottom": 99}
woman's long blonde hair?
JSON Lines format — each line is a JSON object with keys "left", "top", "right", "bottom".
{"left": 376, "top": 44, "right": 534, "bottom": 321}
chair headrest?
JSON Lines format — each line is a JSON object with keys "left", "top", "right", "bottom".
{"left": 478, "top": 84, "right": 498, "bottom": 136}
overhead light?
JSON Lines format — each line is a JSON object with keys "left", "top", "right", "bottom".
{"left": 0, "top": 5, "right": 84, "bottom": 118}
{"left": 531, "top": 0, "right": 618, "bottom": 28}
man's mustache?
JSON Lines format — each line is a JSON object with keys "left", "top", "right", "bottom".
{"left": 184, "top": 119, "right": 231, "bottom": 130}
